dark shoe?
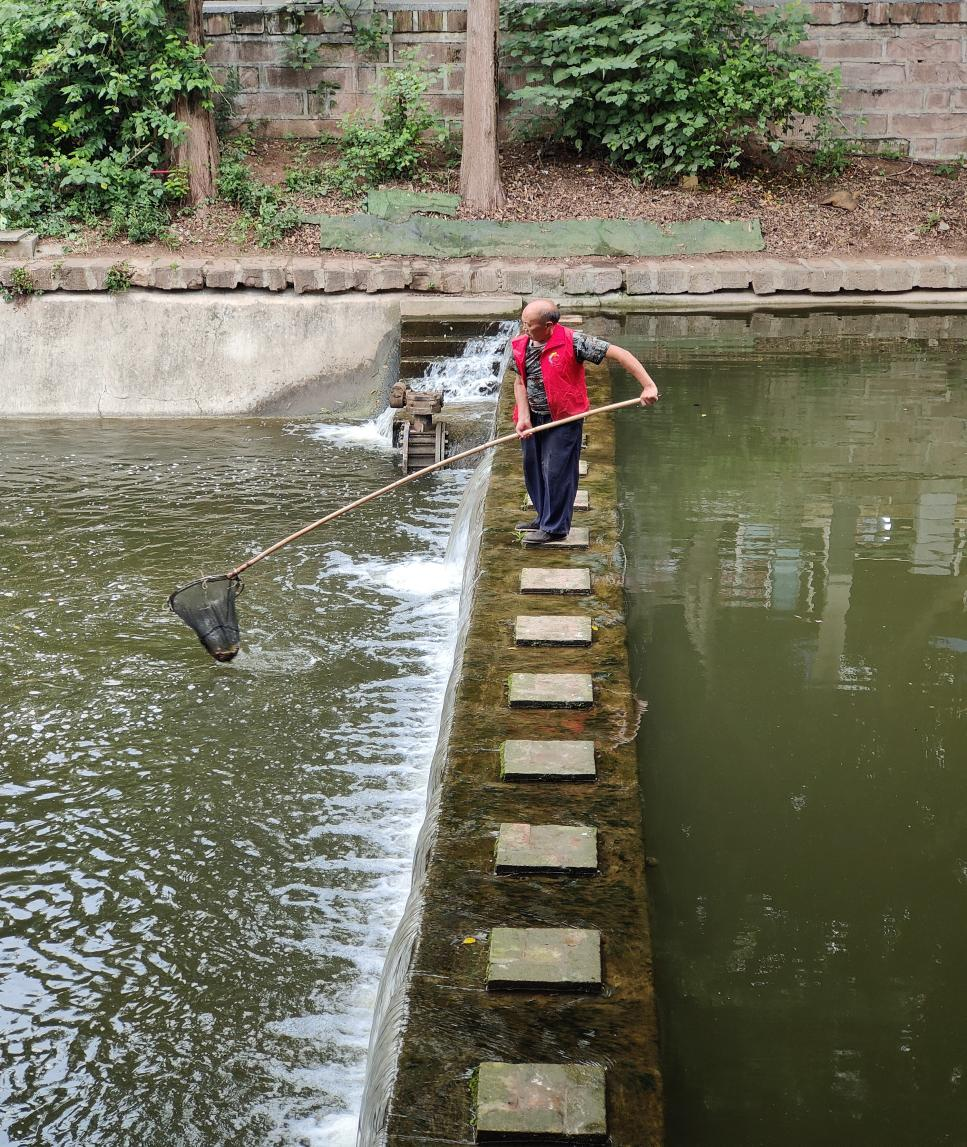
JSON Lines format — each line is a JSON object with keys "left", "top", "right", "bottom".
{"left": 522, "top": 529, "right": 568, "bottom": 545}
{"left": 516, "top": 519, "right": 541, "bottom": 531}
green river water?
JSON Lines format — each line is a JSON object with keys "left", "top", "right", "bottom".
{"left": 613, "top": 310, "right": 967, "bottom": 1146}
{"left": 0, "top": 412, "right": 481, "bottom": 1147}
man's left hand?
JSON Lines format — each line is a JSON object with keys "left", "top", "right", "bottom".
{"left": 640, "top": 380, "right": 660, "bottom": 406}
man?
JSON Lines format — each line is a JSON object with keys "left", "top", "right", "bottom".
{"left": 512, "top": 299, "right": 660, "bottom": 543}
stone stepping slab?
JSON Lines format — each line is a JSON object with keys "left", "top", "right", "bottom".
{"left": 501, "top": 739, "right": 597, "bottom": 781}
{"left": 525, "top": 489, "right": 589, "bottom": 510}
{"left": 515, "top": 614, "right": 592, "bottom": 647}
{"left": 520, "top": 567, "right": 592, "bottom": 595}
{"left": 487, "top": 927, "right": 602, "bottom": 992}
{"left": 495, "top": 823, "right": 598, "bottom": 874}
{"left": 521, "top": 527, "right": 589, "bottom": 549}
{"left": 508, "top": 673, "right": 593, "bottom": 709}
{"left": 475, "top": 1062, "right": 607, "bottom": 1142}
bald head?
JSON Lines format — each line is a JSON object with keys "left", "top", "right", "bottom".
{"left": 521, "top": 298, "right": 560, "bottom": 344}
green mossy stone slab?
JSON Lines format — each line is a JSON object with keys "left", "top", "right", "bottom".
{"left": 508, "top": 672, "right": 593, "bottom": 709}
{"left": 521, "top": 527, "right": 589, "bottom": 549}
{"left": 475, "top": 1062, "right": 607, "bottom": 1141}
{"left": 519, "top": 567, "right": 592, "bottom": 595}
{"left": 514, "top": 615, "right": 592, "bottom": 647}
{"left": 487, "top": 927, "right": 602, "bottom": 991}
{"left": 495, "top": 822, "right": 598, "bottom": 874}
{"left": 307, "top": 214, "right": 764, "bottom": 257}
{"left": 500, "top": 739, "right": 597, "bottom": 781}
{"left": 365, "top": 189, "right": 461, "bottom": 221}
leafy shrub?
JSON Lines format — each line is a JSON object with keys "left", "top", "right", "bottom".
{"left": 2, "top": 266, "right": 41, "bottom": 303}
{"left": 322, "top": 54, "right": 446, "bottom": 195}
{"left": 0, "top": 1, "right": 218, "bottom": 239}
{"left": 217, "top": 146, "right": 302, "bottom": 247}
{"left": 502, "top": 0, "right": 839, "bottom": 180}
{"left": 105, "top": 261, "right": 134, "bottom": 293}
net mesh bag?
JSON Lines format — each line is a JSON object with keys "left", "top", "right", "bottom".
{"left": 168, "top": 575, "right": 243, "bottom": 662}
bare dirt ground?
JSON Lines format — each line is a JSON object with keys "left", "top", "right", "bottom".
{"left": 60, "top": 139, "right": 967, "bottom": 262}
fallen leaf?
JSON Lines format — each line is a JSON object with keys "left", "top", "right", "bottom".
{"left": 819, "top": 189, "right": 859, "bottom": 211}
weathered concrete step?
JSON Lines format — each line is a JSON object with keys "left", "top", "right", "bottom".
{"left": 514, "top": 615, "right": 592, "bottom": 647}
{"left": 0, "top": 230, "right": 38, "bottom": 259}
{"left": 508, "top": 673, "right": 593, "bottom": 709}
{"left": 520, "top": 567, "right": 592, "bottom": 595}
{"left": 521, "top": 527, "right": 589, "bottom": 549}
{"left": 475, "top": 1062, "right": 607, "bottom": 1143}
{"left": 401, "top": 336, "right": 477, "bottom": 357}
{"left": 495, "top": 823, "right": 598, "bottom": 874}
{"left": 487, "top": 927, "right": 602, "bottom": 992}
{"left": 501, "top": 739, "right": 597, "bottom": 781}
{"left": 525, "top": 488, "right": 589, "bottom": 511}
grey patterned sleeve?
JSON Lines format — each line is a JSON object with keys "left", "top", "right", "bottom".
{"left": 572, "top": 332, "right": 610, "bottom": 365}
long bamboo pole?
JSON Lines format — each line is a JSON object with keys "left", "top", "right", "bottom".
{"left": 226, "top": 396, "right": 646, "bottom": 580}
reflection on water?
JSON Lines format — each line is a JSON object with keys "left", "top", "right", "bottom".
{"left": 0, "top": 419, "right": 473, "bottom": 1146}
{"left": 612, "top": 312, "right": 967, "bottom": 1146}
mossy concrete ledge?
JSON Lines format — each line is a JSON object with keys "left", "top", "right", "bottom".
{"left": 370, "top": 361, "right": 661, "bottom": 1145}
{"left": 4, "top": 254, "right": 967, "bottom": 298}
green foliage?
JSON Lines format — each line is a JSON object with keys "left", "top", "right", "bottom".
{"left": 0, "top": 0, "right": 218, "bottom": 240}
{"left": 163, "top": 166, "right": 191, "bottom": 201}
{"left": 284, "top": 34, "right": 325, "bottom": 71}
{"left": 935, "top": 155, "right": 967, "bottom": 178}
{"left": 811, "top": 136, "right": 853, "bottom": 177}
{"left": 217, "top": 145, "right": 302, "bottom": 247}
{"left": 327, "top": 0, "right": 391, "bottom": 60}
{"left": 2, "top": 266, "right": 40, "bottom": 303}
{"left": 214, "top": 67, "right": 242, "bottom": 138}
{"left": 105, "top": 260, "right": 134, "bottom": 293}
{"left": 502, "top": 0, "right": 839, "bottom": 181}
{"left": 323, "top": 54, "right": 445, "bottom": 195}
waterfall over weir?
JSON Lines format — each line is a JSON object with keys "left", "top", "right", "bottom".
{"left": 300, "top": 320, "right": 515, "bottom": 1144}
{"left": 356, "top": 457, "right": 493, "bottom": 1147}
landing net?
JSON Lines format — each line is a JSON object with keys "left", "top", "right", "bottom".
{"left": 168, "top": 575, "right": 243, "bottom": 662}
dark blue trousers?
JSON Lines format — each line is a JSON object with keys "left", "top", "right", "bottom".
{"left": 521, "top": 412, "right": 583, "bottom": 536}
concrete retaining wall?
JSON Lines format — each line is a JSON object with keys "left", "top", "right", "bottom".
{"left": 202, "top": 0, "right": 967, "bottom": 158}
{"left": 0, "top": 291, "right": 399, "bottom": 417}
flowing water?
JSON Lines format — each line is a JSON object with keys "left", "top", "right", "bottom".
{"left": 612, "top": 311, "right": 967, "bottom": 1145}
{"left": 0, "top": 324, "right": 511, "bottom": 1147}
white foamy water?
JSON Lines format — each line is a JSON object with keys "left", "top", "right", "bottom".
{"left": 414, "top": 322, "right": 517, "bottom": 402}
{"left": 276, "top": 528, "right": 469, "bottom": 1147}
{"left": 308, "top": 320, "right": 516, "bottom": 454}
{"left": 309, "top": 406, "right": 397, "bottom": 450}
{"left": 267, "top": 325, "right": 511, "bottom": 1144}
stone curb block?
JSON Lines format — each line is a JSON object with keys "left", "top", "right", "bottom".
{"left": 153, "top": 259, "right": 206, "bottom": 290}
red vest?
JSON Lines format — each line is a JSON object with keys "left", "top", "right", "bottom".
{"left": 512, "top": 324, "right": 590, "bottom": 421}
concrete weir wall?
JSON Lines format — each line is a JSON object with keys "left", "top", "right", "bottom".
{"left": 362, "top": 362, "right": 662, "bottom": 1145}
{"left": 0, "top": 291, "right": 399, "bottom": 417}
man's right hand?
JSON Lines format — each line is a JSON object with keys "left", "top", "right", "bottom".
{"left": 516, "top": 413, "right": 534, "bottom": 438}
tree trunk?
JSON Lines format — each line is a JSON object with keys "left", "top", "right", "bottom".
{"left": 459, "top": 0, "right": 505, "bottom": 213}
{"left": 173, "top": 0, "right": 219, "bottom": 204}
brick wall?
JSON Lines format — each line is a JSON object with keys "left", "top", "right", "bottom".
{"left": 203, "top": 0, "right": 466, "bottom": 138}
{"left": 202, "top": 0, "right": 967, "bottom": 159}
